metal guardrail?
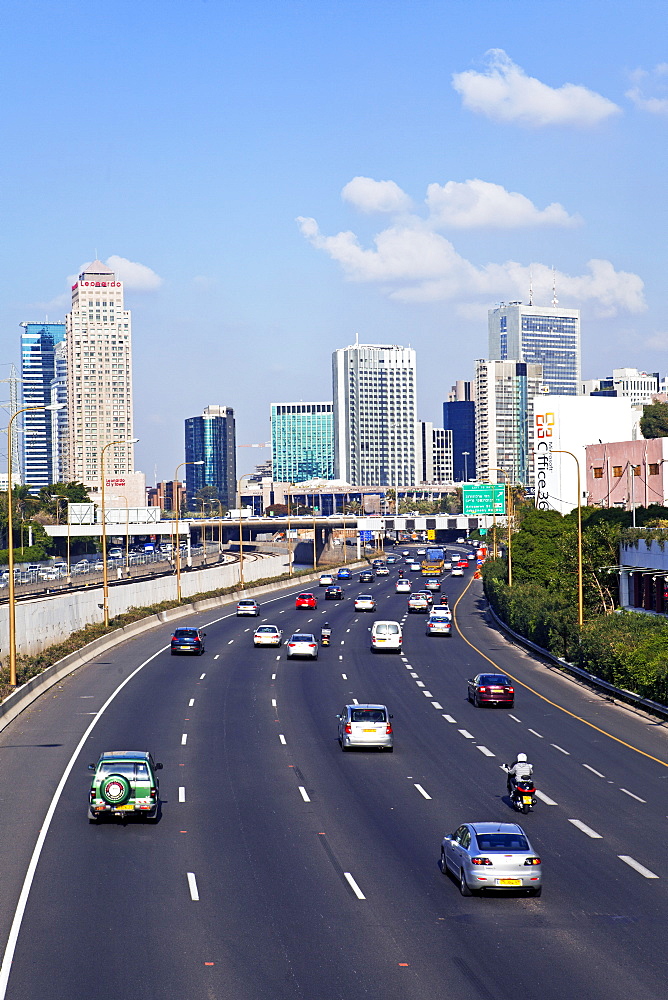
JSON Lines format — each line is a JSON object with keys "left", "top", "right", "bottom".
{"left": 486, "top": 602, "right": 668, "bottom": 721}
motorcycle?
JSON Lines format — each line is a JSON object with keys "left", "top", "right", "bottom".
{"left": 503, "top": 768, "right": 537, "bottom": 814}
{"left": 320, "top": 629, "right": 332, "bottom": 647}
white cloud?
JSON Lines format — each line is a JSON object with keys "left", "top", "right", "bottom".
{"left": 341, "top": 176, "right": 412, "bottom": 213}
{"left": 425, "top": 179, "right": 579, "bottom": 228}
{"left": 105, "top": 255, "right": 163, "bottom": 290}
{"left": 626, "top": 64, "right": 668, "bottom": 115}
{"left": 644, "top": 331, "right": 668, "bottom": 351}
{"left": 297, "top": 216, "right": 645, "bottom": 317}
{"left": 452, "top": 49, "right": 621, "bottom": 127}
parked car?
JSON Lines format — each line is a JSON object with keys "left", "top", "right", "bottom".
{"left": 354, "top": 594, "right": 376, "bottom": 612}
{"left": 467, "top": 673, "right": 515, "bottom": 708}
{"left": 295, "top": 593, "right": 318, "bottom": 609}
{"left": 338, "top": 704, "right": 393, "bottom": 752}
{"left": 170, "top": 627, "right": 206, "bottom": 655}
{"left": 286, "top": 633, "right": 319, "bottom": 659}
{"left": 88, "top": 750, "right": 163, "bottom": 823}
{"left": 237, "top": 599, "right": 260, "bottom": 616}
{"left": 253, "top": 625, "right": 282, "bottom": 647}
{"left": 440, "top": 822, "right": 541, "bottom": 896}
{"left": 370, "top": 620, "right": 402, "bottom": 653}
{"left": 325, "top": 585, "right": 343, "bottom": 600}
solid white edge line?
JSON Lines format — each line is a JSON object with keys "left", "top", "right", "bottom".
{"left": 179, "top": 787, "right": 186, "bottom": 802}
{"left": 0, "top": 643, "right": 168, "bottom": 999}
{"left": 568, "top": 819, "right": 602, "bottom": 838}
{"left": 298, "top": 786, "right": 310, "bottom": 802}
{"left": 187, "top": 872, "right": 200, "bottom": 901}
{"left": 414, "top": 783, "right": 432, "bottom": 800}
{"left": 534, "top": 789, "right": 557, "bottom": 805}
{"left": 344, "top": 872, "right": 366, "bottom": 899}
{"left": 620, "top": 787, "right": 646, "bottom": 803}
{"left": 618, "top": 855, "right": 659, "bottom": 878}
{"left": 279, "top": 734, "right": 287, "bottom": 745}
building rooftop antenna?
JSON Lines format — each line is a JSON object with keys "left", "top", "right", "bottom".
{"left": 528, "top": 268, "right": 533, "bottom": 306}
{"left": 552, "top": 266, "right": 559, "bottom": 307}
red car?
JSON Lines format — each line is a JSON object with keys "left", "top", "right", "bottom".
{"left": 295, "top": 592, "right": 318, "bottom": 609}
{"left": 467, "top": 673, "right": 514, "bottom": 708}
{"left": 457, "top": 559, "right": 469, "bottom": 569}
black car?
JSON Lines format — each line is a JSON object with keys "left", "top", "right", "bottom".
{"left": 170, "top": 627, "right": 206, "bottom": 655}
{"left": 359, "top": 570, "right": 375, "bottom": 583}
{"left": 325, "top": 585, "right": 343, "bottom": 600}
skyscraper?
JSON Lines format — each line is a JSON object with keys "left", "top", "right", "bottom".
{"left": 488, "top": 301, "right": 580, "bottom": 396}
{"left": 271, "top": 402, "right": 334, "bottom": 482}
{"left": 65, "top": 260, "right": 134, "bottom": 488}
{"left": 417, "top": 421, "right": 453, "bottom": 483}
{"left": 19, "top": 321, "right": 66, "bottom": 489}
{"left": 184, "top": 405, "right": 236, "bottom": 509}
{"left": 475, "top": 359, "right": 544, "bottom": 487}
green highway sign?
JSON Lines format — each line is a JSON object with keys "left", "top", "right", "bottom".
{"left": 462, "top": 484, "right": 506, "bottom": 516}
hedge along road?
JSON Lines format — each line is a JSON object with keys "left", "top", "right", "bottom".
{"left": 452, "top": 576, "right": 668, "bottom": 769}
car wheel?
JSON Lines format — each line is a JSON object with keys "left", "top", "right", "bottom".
{"left": 100, "top": 774, "right": 131, "bottom": 806}
{"left": 88, "top": 809, "right": 98, "bottom": 824}
{"left": 530, "top": 886, "right": 542, "bottom": 897}
{"left": 387, "top": 746, "right": 394, "bottom": 753}
{"left": 440, "top": 850, "right": 447, "bottom": 873}
{"left": 459, "top": 869, "right": 473, "bottom": 896}
{"left": 474, "top": 695, "right": 481, "bottom": 708}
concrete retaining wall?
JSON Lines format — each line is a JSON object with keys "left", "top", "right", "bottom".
{"left": 1, "top": 553, "right": 288, "bottom": 656}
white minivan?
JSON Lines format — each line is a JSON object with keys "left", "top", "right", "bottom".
{"left": 370, "top": 620, "right": 402, "bottom": 653}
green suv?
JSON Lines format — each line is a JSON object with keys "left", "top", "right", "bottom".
{"left": 88, "top": 750, "right": 163, "bottom": 822}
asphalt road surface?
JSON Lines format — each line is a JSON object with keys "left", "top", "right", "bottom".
{"left": 0, "top": 550, "right": 667, "bottom": 999}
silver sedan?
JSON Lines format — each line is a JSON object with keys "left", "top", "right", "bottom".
{"left": 441, "top": 822, "right": 542, "bottom": 896}
{"left": 286, "top": 633, "right": 319, "bottom": 660}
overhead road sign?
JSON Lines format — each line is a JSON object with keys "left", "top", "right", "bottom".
{"left": 462, "top": 484, "right": 506, "bottom": 516}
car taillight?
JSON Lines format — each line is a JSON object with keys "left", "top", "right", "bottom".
{"left": 150, "top": 787, "right": 156, "bottom": 798}
{"left": 478, "top": 687, "right": 489, "bottom": 693}
{"left": 524, "top": 857, "right": 541, "bottom": 866}
{"left": 508, "top": 687, "right": 514, "bottom": 693}
{"left": 471, "top": 857, "right": 493, "bottom": 866}
{"left": 309, "top": 643, "right": 316, "bottom": 648}
{"left": 288, "top": 643, "right": 295, "bottom": 648}
{"left": 345, "top": 724, "right": 352, "bottom": 734}
{"left": 171, "top": 635, "right": 176, "bottom": 641}
{"left": 386, "top": 724, "right": 393, "bottom": 735}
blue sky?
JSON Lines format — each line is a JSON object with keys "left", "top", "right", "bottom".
{"left": 1, "top": 0, "right": 667, "bottom": 480}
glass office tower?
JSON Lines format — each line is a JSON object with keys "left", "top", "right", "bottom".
{"left": 184, "top": 405, "right": 236, "bottom": 509}
{"left": 443, "top": 401, "right": 476, "bottom": 482}
{"left": 20, "top": 321, "right": 66, "bottom": 489}
{"left": 488, "top": 302, "right": 580, "bottom": 396}
{"left": 271, "top": 402, "right": 334, "bottom": 482}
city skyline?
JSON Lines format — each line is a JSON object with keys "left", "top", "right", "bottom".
{"left": 1, "top": 2, "right": 667, "bottom": 480}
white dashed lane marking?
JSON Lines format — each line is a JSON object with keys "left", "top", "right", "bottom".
{"left": 200, "top": 673, "right": 206, "bottom": 679}
{"left": 271, "top": 699, "right": 277, "bottom": 708}
{"left": 414, "top": 784, "right": 432, "bottom": 800}
{"left": 508, "top": 714, "right": 521, "bottom": 723}
{"left": 528, "top": 729, "right": 543, "bottom": 738}
{"left": 187, "top": 873, "right": 200, "bottom": 901}
{"left": 443, "top": 715, "right": 456, "bottom": 724}
{"left": 298, "top": 786, "right": 311, "bottom": 803}
{"left": 551, "top": 743, "right": 570, "bottom": 755}
{"left": 535, "top": 789, "right": 557, "bottom": 805}
{"left": 344, "top": 873, "right": 366, "bottom": 900}
{"left": 583, "top": 764, "right": 606, "bottom": 778}
{"left": 416, "top": 681, "right": 425, "bottom": 688}
{"left": 620, "top": 788, "right": 646, "bottom": 803}
{"left": 272, "top": 672, "right": 277, "bottom": 679}
{"left": 618, "top": 856, "right": 658, "bottom": 878}
{"left": 279, "top": 734, "right": 287, "bottom": 745}
{"left": 431, "top": 702, "right": 443, "bottom": 710}
{"left": 422, "top": 691, "right": 433, "bottom": 698}
{"left": 458, "top": 730, "right": 475, "bottom": 739}
{"left": 179, "top": 787, "right": 186, "bottom": 802}
{"left": 188, "top": 699, "right": 194, "bottom": 707}
{"left": 342, "top": 673, "right": 347, "bottom": 680}
{"left": 569, "top": 819, "right": 602, "bottom": 839}
{"left": 477, "top": 746, "right": 495, "bottom": 757}
{"left": 227, "top": 640, "right": 234, "bottom": 645}
{"left": 181, "top": 734, "right": 188, "bottom": 745}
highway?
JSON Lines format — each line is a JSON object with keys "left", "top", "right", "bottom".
{"left": 0, "top": 549, "right": 667, "bottom": 999}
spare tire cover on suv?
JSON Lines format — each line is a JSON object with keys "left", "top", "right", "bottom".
{"left": 100, "top": 774, "right": 131, "bottom": 805}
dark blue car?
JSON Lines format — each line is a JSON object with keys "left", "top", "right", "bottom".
{"left": 337, "top": 567, "right": 352, "bottom": 579}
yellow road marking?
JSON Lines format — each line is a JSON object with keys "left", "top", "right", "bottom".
{"left": 453, "top": 578, "right": 668, "bottom": 769}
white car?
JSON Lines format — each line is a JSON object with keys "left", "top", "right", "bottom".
{"left": 253, "top": 625, "right": 282, "bottom": 647}
{"left": 409, "top": 562, "right": 422, "bottom": 572}
{"left": 237, "top": 599, "right": 260, "bottom": 616}
{"left": 443, "top": 561, "right": 452, "bottom": 571}
{"left": 286, "top": 633, "right": 319, "bottom": 659}
{"left": 375, "top": 565, "right": 390, "bottom": 576}
{"left": 354, "top": 594, "right": 377, "bottom": 612}
{"left": 432, "top": 605, "right": 451, "bottom": 618}
{"left": 319, "top": 574, "right": 334, "bottom": 586}
{"left": 416, "top": 548, "right": 426, "bottom": 556}
{"left": 407, "top": 594, "right": 429, "bottom": 613}
{"left": 370, "top": 620, "right": 402, "bottom": 653}
{"left": 457, "top": 537, "right": 465, "bottom": 544}
{"left": 395, "top": 579, "right": 412, "bottom": 594}
{"left": 451, "top": 567, "right": 464, "bottom": 577}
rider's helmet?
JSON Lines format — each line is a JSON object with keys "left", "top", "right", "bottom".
{"left": 322, "top": 623, "right": 330, "bottom": 629}
{"left": 516, "top": 752, "right": 528, "bottom": 762}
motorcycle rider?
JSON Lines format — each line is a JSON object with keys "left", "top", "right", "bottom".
{"left": 320, "top": 623, "right": 332, "bottom": 642}
{"left": 504, "top": 752, "right": 533, "bottom": 795}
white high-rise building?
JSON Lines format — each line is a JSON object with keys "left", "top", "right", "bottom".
{"left": 333, "top": 342, "right": 417, "bottom": 487}
{"left": 488, "top": 301, "right": 580, "bottom": 396}
{"left": 65, "top": 260, "right": 134, "bottom": 489}
{"left": 417, "top": 421, "right": 453, "bottom": 484}
{"left": 475, "top": 359, "right": 545, "bottom": 487}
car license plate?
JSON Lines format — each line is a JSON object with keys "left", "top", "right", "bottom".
{"left": 362, "top": 728, "right": 376, "bottom": 732}
{"left": 496, "top": 878, "right": 521, "bottom": 886}
{"left": 116, "top": 804, "right": 135, "bottom": 811}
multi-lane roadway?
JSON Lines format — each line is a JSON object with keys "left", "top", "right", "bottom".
{"left": 0, "top": 548, "right": 667, "bottom": 999}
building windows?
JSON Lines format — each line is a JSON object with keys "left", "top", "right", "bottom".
{"left": 613, "top": 466, "right": 623, "bottom": 478}
{"left": 650, "top": 464, "right": 660, "bottom": 476}
{"left": 593, "top": 467, "right": 603, "bottom": 479}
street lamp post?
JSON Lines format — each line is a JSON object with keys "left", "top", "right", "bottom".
{"left": 101, "top": 438, "right": 138, "bottom": 627}
{"left": 286, "top": 483, "right": 294, "bottom": 576}
{"left": 486, "top": 468, "right": 512, "bottom": 585}
{"left": 174, "top": 460, "right": 204, "bottom": 601}
{"left": 236, "top": 474, "right": 256, "bottom": 589}
{"left": 107, "top": 493, "right": 131, "bottom": 575}
{"left": 552, "top": 449, "right": 584, "bottom": 629}
{"left": 7, "top": 404, "right": 63, "bottom": 686}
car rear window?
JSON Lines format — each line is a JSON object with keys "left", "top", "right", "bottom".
{"left": 375, "top": 623, "right": 399, "bottom": 634}
{"left": 291, "top": 634, "right": 313, "bottom": 642}
{"left": 175, "top": 629, "right": 198, "bottom": 638}
{"left": 97, "top": 762, "right": 149, "bottom": 779}
{"left": 480, "top": 675, "right": 510, "bottom": 685}
{"left": 351, "top": 709, "right": 386, "bottom": 723}
{"left": 256, "top": 627, "right": 276, "bottom": 634}
{"left": 475, "top": 833, "right": 529, "bottom": 852}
